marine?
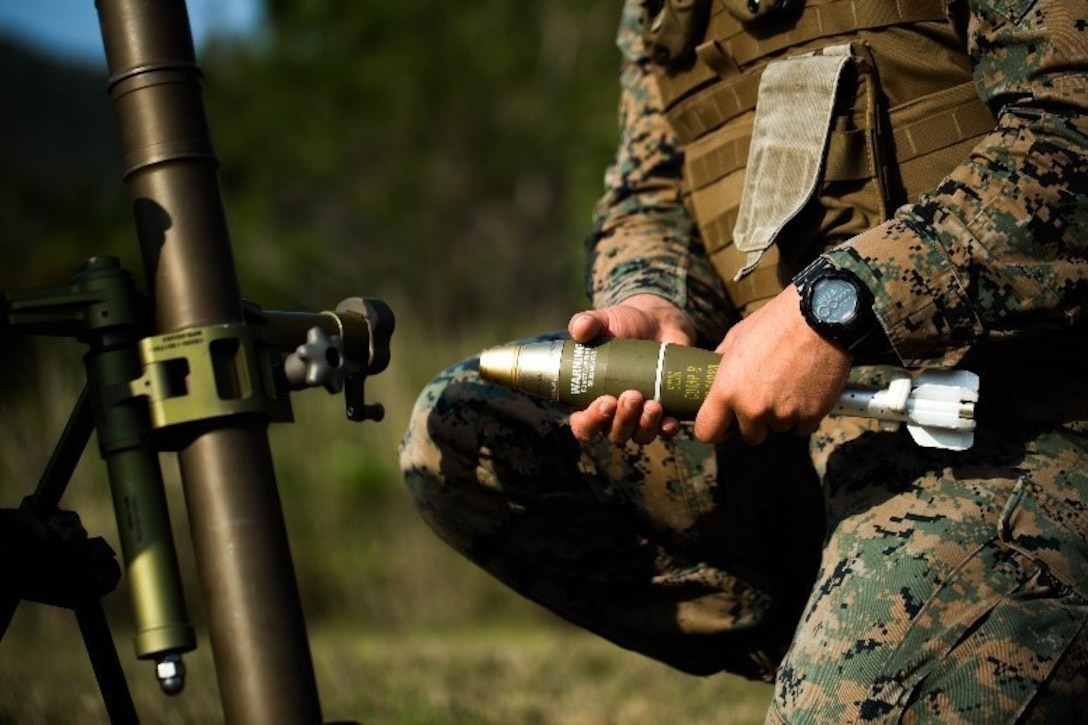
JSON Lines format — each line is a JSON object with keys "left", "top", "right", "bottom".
{"left": 400, "top": 0, "right": 1088, "bottom": 720}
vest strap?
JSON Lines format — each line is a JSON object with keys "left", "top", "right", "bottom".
{"left": 667, "top": 67, "right": 763, "bottom": 143}
{"left": 685, "top": 81, "right": 995, "bottom": 189}
{"left": 701, "top": 205, "right": 741, "bottom": 254}
{"left": 719, "top": 0, "right": 948, "bottom": 69}
{"left": 683, "top": 133, "right": 749, "bottom": 190}
{"left": 892, "top": 82, "right": 996, "bottom": 163}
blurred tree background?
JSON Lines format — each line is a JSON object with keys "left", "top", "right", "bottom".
{"left": 2, "top": 0, "right": 620, "bottom": 327}
{"left": 0, "top": 1, "right": 772, "bottom": 721}
{"left": 203, "top": 0, "right": 623, "bottom": 334}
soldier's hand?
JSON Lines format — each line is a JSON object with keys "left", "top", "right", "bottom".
{"left": 694, "top": 285, "right": 851, "bottom": 445}
{"left": 567, "top": 294, "right": 696, "bottom": 445}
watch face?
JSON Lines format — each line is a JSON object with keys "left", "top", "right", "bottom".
{"left": 810, "top": 277, "right": 859, "bottom": 325}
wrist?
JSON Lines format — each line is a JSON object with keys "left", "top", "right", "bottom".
{"left": 792, "top": 257, "right": 884, "bottom": 356}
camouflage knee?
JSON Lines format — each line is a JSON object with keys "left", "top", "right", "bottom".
{"left": 398, "top": 350, "right": 583, "bottom": 552}
{"left": 772, "top": 428, "right": 1088, "bottom": 722}
{"left": 398, "top": 348, "right": 819, "bottom": 680}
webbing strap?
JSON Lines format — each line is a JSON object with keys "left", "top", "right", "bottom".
{"left": 683, "top": 134, "right": 749, "bottom": 190}
{"left": 701, "top": 205, "right": 740, "bottom": 253}
{"left": 824, "top": 81, "right": 996, "bottom": 181}
{"left": 893, "top": 84, "right": 996, "bottom": 163}
{"left": 668, "top": 69, "right": 763, "bottom": 143}
{"left": 685, "top": 81, "right": 995, "bottom": 189}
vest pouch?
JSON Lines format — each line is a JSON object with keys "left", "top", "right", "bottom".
{"left": 722, "top": 0, "right": 791, "bottom": 24}
{"left": 682, "top": 42, "right": 889, "bottom": 313}
{"left": 644, "top": 0, "right": 711, "bottom": 66}
{"left": 654, "top": 0, "right": 974, "bottom": 313}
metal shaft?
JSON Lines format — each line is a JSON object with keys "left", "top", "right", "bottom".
{"left": 95, "top": 2, "right": 322, "bottom": 721}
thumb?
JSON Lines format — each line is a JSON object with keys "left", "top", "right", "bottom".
{"left": 568, "top": 311, "right": 608, "bottom": 342}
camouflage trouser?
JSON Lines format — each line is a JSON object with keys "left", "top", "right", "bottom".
{"left": 399, "top": 337, "right": 1088, "bottom": 722}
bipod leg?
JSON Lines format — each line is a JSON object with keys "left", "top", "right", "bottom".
{"left": 0, "top": 512, "right": 134, "bottom": 722}
{"left": 76, "top": 601, "right": 139, "bottom": 724}
{"left": 0, "top": 511, "right": 135, "bottom": 722}
{"left": 0, "top": 595, "right": 17, "bottom": 640}
{"left": 27, "top": 384, "right": 94, "bottom": 516}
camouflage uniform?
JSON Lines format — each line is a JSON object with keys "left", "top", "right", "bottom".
{"left": 401, "top": 0, "right": 1088, "bottom": 720}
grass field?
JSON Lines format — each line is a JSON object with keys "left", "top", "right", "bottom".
{"left": 0, "top": 609, "right": 773, "bottom": 723}
{"left": 0, "top": 315, "right": 774, "bottom": 723}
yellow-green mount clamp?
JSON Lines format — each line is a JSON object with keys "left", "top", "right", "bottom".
{"left": 128, "top": 289, "right": 394, "bottom": 437}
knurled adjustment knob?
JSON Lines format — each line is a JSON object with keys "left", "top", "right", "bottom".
{"left": 284, "top": 326, "right": 345, "bottom": 393}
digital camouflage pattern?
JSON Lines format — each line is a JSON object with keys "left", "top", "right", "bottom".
{"left": 400, "top": 0, "right": 1088, "bottom": 721}
{"left": 583, "top": 0, "right": 733, "bottom": 346}
{"left": 770, "top": 424, "right": 1088, "bottom": 722}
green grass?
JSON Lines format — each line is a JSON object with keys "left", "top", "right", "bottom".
{"left": 0, "top": 319, "right": 773, "bottom": 723}
{"left": 0, "top": 607, "right": 772, "bottom": 724}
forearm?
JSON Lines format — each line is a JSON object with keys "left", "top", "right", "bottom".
{"left": 587, "top": 1, "right": 731, "bottom": 343}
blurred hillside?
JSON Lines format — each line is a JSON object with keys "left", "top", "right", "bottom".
{"left": 0, "top": 35, "right": 127, "bottom": 286}
{"left": 1, "top": 0, "right": 620, "bottom": 328}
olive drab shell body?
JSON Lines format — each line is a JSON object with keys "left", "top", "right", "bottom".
{"left": 476, "top": 338, "right": 720, "bottom": 420}
{"left": 557, "top": 338, "right": 719, "bottom": 419}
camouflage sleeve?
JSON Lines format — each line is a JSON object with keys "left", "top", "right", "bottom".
{"left": 585, "top": 0, "right": 732, "bottom": 342}
{"left": 823, "top": 0, "right": 1088, "bottom": 369}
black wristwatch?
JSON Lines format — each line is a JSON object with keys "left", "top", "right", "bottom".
{"left": 792, "top": 257, "right": 878, "bottom": 353}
